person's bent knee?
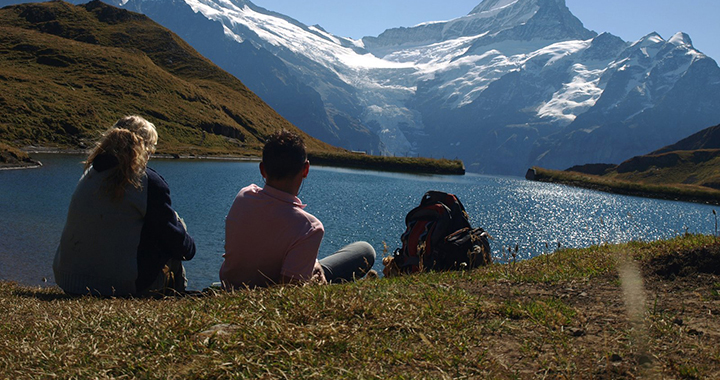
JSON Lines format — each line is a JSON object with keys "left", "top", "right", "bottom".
{"left": 353, "top": 241, "right": 376, "bottom": 269}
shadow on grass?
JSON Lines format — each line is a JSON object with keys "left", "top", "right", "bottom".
{"left": 9, "top": 287, "right": 77, "bottom": 301}
{"left": 648, "top": 242, "right": 720, "bottom": 278}
{"left": 8, "top": 285, "right": 213, "bottom": 301}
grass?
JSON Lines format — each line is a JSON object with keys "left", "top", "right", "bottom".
{"left": 0, "top": 141, "right": 38, "bottom": 167}
{"left": 0, "top": 1, "right": 335, "bottom": 155}
{"left": 3, "top": 234, "right": 720, "bottom": 378}
{"left": 608, "top": 149, "right": 720, "bottom": 189}
{"left": 530, "top": 166, "right": 720, "bottom": 205}
{"left": 308, "top": 151, "right": 465, "bottom": 175}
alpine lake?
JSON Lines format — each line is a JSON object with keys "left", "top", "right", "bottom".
{"left": 1, "top": 154, "right": 717, "bottom": 290}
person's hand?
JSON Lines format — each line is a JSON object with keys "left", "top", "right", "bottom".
{"left": 311, "top": 261, "right": 327, "bottom": 285}
{"left": 175, "top": 211, "right": 187, "bottom": 230}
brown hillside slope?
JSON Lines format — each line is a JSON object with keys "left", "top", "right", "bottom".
{"left": 610, "top": 149, "right": 720, "bottom": 190}
{"left": 562, "top": 123, "right": 720, "bottom": 191}
{"left": 529, "top": 123, "right": 720, "bottom": 204}
{"left": 0, "top": 0, "right": 338, "bottom": 155}
{"left": 652, "top": 124, "right": 720, "bottom": 154}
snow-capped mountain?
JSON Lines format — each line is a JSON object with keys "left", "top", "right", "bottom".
{"left": 363, "top": 0, "right": 594, "bottom": 55}
{"left": 8, "top": 0, "right": 720, "bottom": 174}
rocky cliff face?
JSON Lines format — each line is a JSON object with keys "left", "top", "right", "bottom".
{"left": 363, "top": 0, "right": 594, "bottom": 55}
{"left": 530, "top": 33, "right": 720, "bottom": 172}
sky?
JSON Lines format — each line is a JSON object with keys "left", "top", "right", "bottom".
{"left": 250, "top": 0, "right": 720, "bottom": 61}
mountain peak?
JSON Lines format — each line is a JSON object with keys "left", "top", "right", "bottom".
{"left": 469, "top": 0, "right": 521, "bottom": 15}
{"left": 631, "top": 32, "right": 665, "bottom": 49}
{"left": 668, "top": 32, "right": 693, "bottom": 48}
{"left": 642, "top": 31, "right": 663, "bottom": 40}
{"left": 469, "top": 0, "right": 564, "bottom": 15}
{"left": 364, "top": 0, "right": 590, "bottom": 55}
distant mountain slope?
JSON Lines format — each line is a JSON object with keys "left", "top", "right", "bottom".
{"left": 651, "top": 124, "right": 720, "bottom": 154}
{"left": 124, "top": 0, "right": 720, "bottom": 174}
{"left": 6, "top": 0, "right": 720, "bottom": 175}
{"left": 0, "top": 0, "right": 337, "bottom": 154}
{"left": 566, "top": 123, "right": 720, "bottom": 191}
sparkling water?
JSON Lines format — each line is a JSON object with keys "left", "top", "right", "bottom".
{"left": 1, "top": 154, "right": 717, "bottom": 289}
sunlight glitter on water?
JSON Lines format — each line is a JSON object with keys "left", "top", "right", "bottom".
{"left": 1, "top": 155, "right": 717, "bottom": 289}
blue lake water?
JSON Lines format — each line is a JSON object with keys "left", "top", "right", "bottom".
{"left": 1, "top": 154, "right": 718, "bottom": 290}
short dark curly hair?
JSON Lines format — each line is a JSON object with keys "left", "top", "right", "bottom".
{"left": 262, "top": 130, "right": 307, "bottom": 180}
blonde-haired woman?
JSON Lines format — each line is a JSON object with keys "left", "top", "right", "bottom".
{"left": 54, "top": 116, "right": 196, "bottom": 296}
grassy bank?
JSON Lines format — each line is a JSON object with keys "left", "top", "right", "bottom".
{"left": 154, "top": 150, "right": 466, "bottom": 175}
{"left": 308, "top": 151, "right": 465, "bottom": 175}
{"left": 0, "top": 142, "right": 40, "bottom": 169}
{"left": 2, "top": 147, "right": 465, "bottom": 175}
{"left": 3, "top": 234, "right": 719, "bottom": 378}
{"left": 528, "top": 167, "right": 720, "bottom": 205}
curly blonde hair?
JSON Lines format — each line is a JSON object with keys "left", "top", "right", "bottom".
{"left": 85, "top": 116, "right": 158, "bottom": 199}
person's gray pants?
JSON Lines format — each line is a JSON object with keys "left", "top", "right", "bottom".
{"left": 319, "top": 241, "right": 376, "bottom": 283}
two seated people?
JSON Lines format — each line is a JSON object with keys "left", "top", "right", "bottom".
{"left": 53, "top": 116, "right": 375, "bottom": 296}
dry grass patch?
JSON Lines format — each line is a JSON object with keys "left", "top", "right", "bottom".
{"left": 2, "top": 235, "right": 719, "bottom": 378}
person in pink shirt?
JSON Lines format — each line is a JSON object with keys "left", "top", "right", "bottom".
{"left": 220, "top": 130, "right": 376, "bottom": 289}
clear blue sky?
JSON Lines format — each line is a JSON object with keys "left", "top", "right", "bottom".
{"left": 251, "top": 0, "right": 720, "bottom": 61}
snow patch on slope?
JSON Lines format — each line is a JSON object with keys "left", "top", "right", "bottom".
{"left": 186, "top": 0, "right": 408, "bottom": 70}
{"left": 538, "top": 63, "right": 606, "bottom": 123}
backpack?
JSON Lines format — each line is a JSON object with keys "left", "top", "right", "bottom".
{"left": 389, "top": 191, "right": 491, "bottom": 274}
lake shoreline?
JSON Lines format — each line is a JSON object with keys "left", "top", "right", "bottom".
{"left": 2, "top": 234, "right": 718, "bottom": 378}
{"left": 0, "top": 143, "right": 43, "bottom": 170}
{"left": 0, "top": 162, "right": 43, "bottom": 171}
{"left": 2, "top": 146, "right": 465, "bottom": 175}
{"left": 526, "top": 167, "right": 720, "bottom": 206}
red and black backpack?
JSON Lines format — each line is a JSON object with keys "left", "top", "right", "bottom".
{"left": 393, "top": 191, "right": 491, "bottom": 273}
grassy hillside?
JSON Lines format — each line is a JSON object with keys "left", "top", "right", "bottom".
{"left": 530, "top": 123, "right": 720, "bottom": 203}
{"left": 1, "top": 234, "right": 719, "bottom": 378}
{"left": 0, "top": 0, "right": 337, "bottom": 156}
{"left": 608, "top": 149, "right": 720, "bottom": 190}
{"left": 652, "top": 124, "right": 720, "bottom": 154}
{"left": 576, "top": 124, "right": 720, "bottom": 189}
{"left": 601, "top": 123, "right": 720, "bottom": 190}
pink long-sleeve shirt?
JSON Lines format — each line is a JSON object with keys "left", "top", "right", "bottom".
{"left": 220, "top": 184, "right": 324, "bottom": 288}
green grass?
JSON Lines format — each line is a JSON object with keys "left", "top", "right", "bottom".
{"left": 0, "top": 141, "right": 29, "bottom": 163}
{"left": 608, "top": 149, "right": 720, "bottom": 190}
{"left": 0, "top": 141, "right": 40, "bottom": 168}
{"left": 3, "top": 235, "right": 719, "bottom": 378}
{"left": 530, "top": 166, "right": 720, "bottom": 205}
